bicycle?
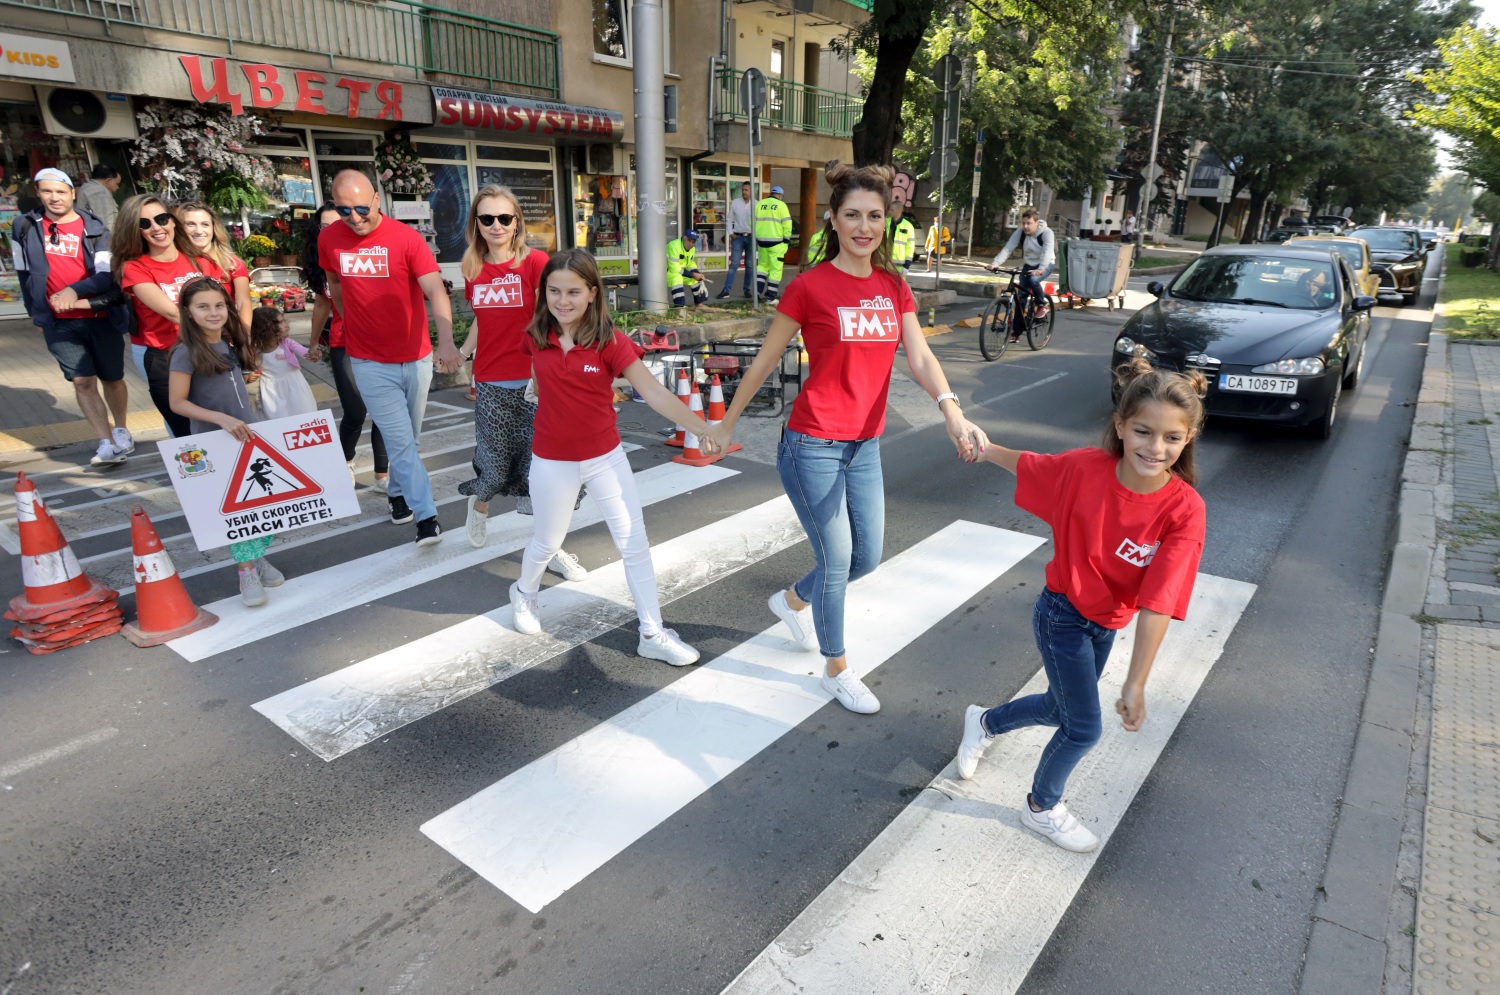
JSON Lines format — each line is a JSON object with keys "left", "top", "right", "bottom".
{"left": 978, "top": 266, "right": 1055, "bottom": 361}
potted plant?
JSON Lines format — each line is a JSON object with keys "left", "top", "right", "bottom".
{"left": 239, "top": 233, "right": 278, "bottom": 268}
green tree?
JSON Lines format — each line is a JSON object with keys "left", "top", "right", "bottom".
{"left": 1409, "top": 172, "right": 1478, "bottom": 226}
{"left": 1413, "top": 25, "right": 1500, "bottom": 263}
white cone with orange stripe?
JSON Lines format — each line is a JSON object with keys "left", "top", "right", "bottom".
{"left": 121, "top": 506, "right": 217, "bottom": 648}
{"left": 672, "top": 381, "right": 720, "bottom": 467}
{"left": 706, "top": 375, "right": 743, "bottom": 455}
{"left": 664, "top": 368, "right": 689, "bottom": 448}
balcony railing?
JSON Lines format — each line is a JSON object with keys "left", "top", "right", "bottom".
{"left": 3, "top": 0, "right": 560, "bottom": 97}
{"left": 715, "top": 66, "right": 861, "bottom": 140}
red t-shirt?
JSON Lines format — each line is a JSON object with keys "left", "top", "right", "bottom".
{"left": 525, "top": 328, "right": 644, "bottom": 461}
{"left": 1016, "top": 447, "right": 1206, "bottom": 629}
{"left": 777, "top": 263, "right": 916, "bottom": 439}
{"left": 318, "top": 216, "right": 438, "bottom": 363}
{"left": 120, "top": 252, "right": 228, "bottom": 349}
{"left": 467, "top": 251, "right": 546, "bottom": 382}
{"left": 326, "top": 299, "right": 346, "bottom": 349}
{"left": 42, "top": 216, "right": 97, "bottom": 319}
{"left": 224, "top": 256, "right": 249, "bottom": 308}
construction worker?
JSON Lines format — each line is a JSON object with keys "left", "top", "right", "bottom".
{"left": 666, "top": 230, "right": 709, "bottom": 308}
{"left": 887, "top": 200, "right": 917, "bottom": 275}
{"left": 754, "top": 183, "right": 793, "bottom": 301}
{"left": 803, "top": 210, "right": 832, "bottom": 269}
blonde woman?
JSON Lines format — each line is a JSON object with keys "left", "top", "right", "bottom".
{"left": 176, "top": 201, "right": 254, "bottom": 329}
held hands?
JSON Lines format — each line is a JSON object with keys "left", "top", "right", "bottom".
{"left": 433, "top": 341, "right": 463, "bottom": 375}
{"left": 945, "top": 412, "right": 989, "bottom": 463}
{"left": 700, "top": 422, "right": 732, "bottom": 455}
{"left": 306, "top": 343, "right": 323, "bottom": 363}
{"left": 1115, "top": 683, "right": 1147, "bottom": 732}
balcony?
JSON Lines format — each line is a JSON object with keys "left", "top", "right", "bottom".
{"left": 2, "top": 0, "right": 560, "bottom": 98}
{"left": 715, "top": 66, "right": 861, "bottom": 140}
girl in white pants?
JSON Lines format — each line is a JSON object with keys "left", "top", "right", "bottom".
{"left": 509, "top": 248, "right": 715, "bottom": 667}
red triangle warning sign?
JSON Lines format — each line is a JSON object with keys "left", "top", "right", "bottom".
{"left": 221, "top": 435, "right": 323, "bottom": 514}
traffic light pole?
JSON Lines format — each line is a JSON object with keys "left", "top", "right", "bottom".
{"left": 633, "top": 0, "right": 668, "bottom": 312}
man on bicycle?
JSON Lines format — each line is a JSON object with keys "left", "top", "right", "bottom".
{"left": 987, "top": 208, "right": 1055, "bottom": 327}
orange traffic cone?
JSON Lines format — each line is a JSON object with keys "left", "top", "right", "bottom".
{"left": 705, "top": 375, "right": 743, "bottom": 455}
{"left": 664, "top": 368, "right": 689, "bottom": 448}
{"left": 120, "top": 506, "right": 217, "bottom": 648}
{"left": 672, "top": 381, "right": 720, "bottom": 467}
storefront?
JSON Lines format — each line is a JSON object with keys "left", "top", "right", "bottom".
{"left": 689, "top": 161, "right": 756, "bottom": 271}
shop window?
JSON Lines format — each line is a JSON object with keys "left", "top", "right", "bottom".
{"left": 591, "top": 0, "right": 673, "bottom": 71}
{"left": 477, "top": 162, "right": 559, "bottom": 253}
{"left": 414, "top": 142, "right": 467, "bottom": 161}
{"left": 477, "top": 145, "right": 551, "bottom": 164}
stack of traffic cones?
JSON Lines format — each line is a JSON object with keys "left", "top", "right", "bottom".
{"left": 673, "top": 381, "right": 720, "bottom": 467}
{"left": 121, "top": 506, "right": 217, "bottom": 647}
{"left": 705, "top": 375, "right": 743, "bottom": 455}
{"left": 5, "top": 473, "right": 123, "bottom": 654}
{"left": 664, "top": 368, "right": 690, "bottom": 448}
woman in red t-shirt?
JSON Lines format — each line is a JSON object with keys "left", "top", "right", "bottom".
{"left": 178, "top": 201, "right": 253, "bottom": 329}
{"left": 704, "top": 161, "right": 988, "bottom": 716}
{"left": 507, "top": 248, "right": 711, "bottom": 669}
{"left": 953, "top": 357, "right": 1208, "bottom": 853}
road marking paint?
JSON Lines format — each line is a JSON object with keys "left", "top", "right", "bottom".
{"left": 972, "top": 371, "right": 1070, "bottom": 407}
{"left": 420, "top": 521, "right": 1046, "bottom": 913}
{"left": 0, "top": 727, "right": 120, "bottom": 782}
{"left": 253, "top": 492, "right": 800, "bottom": 761}
{"left": 172, "top": 460, "right": 731, "bottom": 664}
{"left": 718, "top": 573, "right": 1255, "bottom": 995}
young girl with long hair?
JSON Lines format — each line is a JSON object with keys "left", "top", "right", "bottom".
{"left": 114, "top": 195, "right": 225, "bottom": 437}
{"left": 953, "top": 357, "right": 1208, "bottom": 852}
{"left": 507, "top": 248, "right": 711, "bottom": 667}
{"left": 454, "top": 185, "right": 584, "bottom": 580}
{"left": 176, "top": 201, "right": 254, "bottom": 328}
{"left": 249, "top": 306, "right": 317, "bottom": 420}
{"left": 703, "top": 161, "right": 988, "bottom": 715}
{"left": 166, "top": 278, "right": 284, "bottom": 607}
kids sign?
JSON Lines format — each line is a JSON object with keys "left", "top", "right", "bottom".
{"left": 157, "top": 412, "right": 360, "bottom": 551}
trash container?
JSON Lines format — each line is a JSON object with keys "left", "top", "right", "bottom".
{"left": 1065, "top": 240, "right": 1135, "bottom": 309}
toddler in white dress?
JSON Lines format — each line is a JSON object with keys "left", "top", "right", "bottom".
{"left": 250, "top": 306, "right": 318, "bottom": 420}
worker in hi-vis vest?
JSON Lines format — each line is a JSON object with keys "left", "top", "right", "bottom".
{"left": 754, "top": 184, "right": 794, "bottom": 301}
{"left": 886, "top": 200, "right": 917, "bottom": 274}
{"left": 665, "top": 230, "right": 709, "bottom": 307}
{"left": 803, "top": 211, "right": 832, "bottom": 269}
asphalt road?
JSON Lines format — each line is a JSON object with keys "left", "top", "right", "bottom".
{"left": 0, "top": 252, "right": 1435, "bottom": 995}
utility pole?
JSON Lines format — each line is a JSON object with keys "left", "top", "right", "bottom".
{"left": 930, "top": 53, "right": 961, "bottom": 323}
{"left": 633, "top": 0, "right": 668, "bottom": 312}
{"left": 967, "top": 128, "right": 985, "bottom": 258}
{"left": 741, "top": 68, "right": 766, "bottom": 309}
{"left": 1139, "top": 9, "right": 1176, "bottom": 249}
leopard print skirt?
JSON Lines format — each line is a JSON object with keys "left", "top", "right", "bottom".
{"left": 459, "top": 383, "right": 582, "bottom": 513}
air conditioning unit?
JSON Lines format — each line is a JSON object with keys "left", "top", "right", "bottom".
{"left": 37, "top": 88, "right": 138, "bottom": 140}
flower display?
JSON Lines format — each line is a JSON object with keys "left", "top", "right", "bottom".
{"left": 374, "top": 132, "right": 434, "bottom": 195}
{"left": 130, "top": 102, "right": 275, "bottom": 201}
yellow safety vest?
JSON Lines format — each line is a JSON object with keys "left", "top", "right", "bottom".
{"left": 755, "top": 197, "right": 792, "bottom": 246}
{"left": 887, "top": 217, "right": 917, "bottom": 265}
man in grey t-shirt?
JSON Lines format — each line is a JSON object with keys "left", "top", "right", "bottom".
{"left": 76, "top": 165, "right": 121, "bottom": 234}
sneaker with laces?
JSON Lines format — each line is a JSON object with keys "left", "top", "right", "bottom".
{"left": 389, "top": 496, "right": 414, "bottom": 525}
{"left": 415, "top": 516, "right": 442, "bottom": 547}
{"left": 509, "top": 581, "right": 542, "bottom": 635}
{"left": 239, "top": 567, "right": 268, "bottom": 607}
{"left": 111, "top": 427, "right": 135, "bottom": 455}
{"left": 637, "top": 628, "right": 699, "bottom": 667}
{"left": 372, "top": 475, "right": 389, "bottom": 494}
{"left": 955, "top": 704, "right": 995, "bottom": 780}
{"left": 465, "top": 495, "right": 487, "bottom": 548}
{"left": 821, "top": 668, "right": 880, "bottom": 714}
{"left": 548, "top": 550, "right": 587, "bottom": 582}
{"left": 255, "top": 558, "right": 285, "bottom": 587}
{"left": 90, "top": 439, "right": 126, "bottom": 466}
{"left": 1034, "top": 304, "right": 1050, "bottom": 320}
{"left": 768, "top": 590, "right": 818, "bottom": 652}
{"left": 1020, "top": 797, "right": 1099, "bottom": 853}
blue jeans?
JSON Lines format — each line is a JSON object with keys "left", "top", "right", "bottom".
{"left": 720, "top": 233, "right": 752, "bottom": 295}
{"left": 777, "top": 428, "right": 885, "bottom": 659}
{"left": 1018, "top": 265, "right": 1053, "bottom": 312}
{"left": 981, "top": 588, "right": 1117, "bottom": 809}
{"left": 351, "top": 356, "right": 434, "bottom": 522}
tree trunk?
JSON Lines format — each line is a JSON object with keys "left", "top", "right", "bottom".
{"left": 849, "top": 4, "right": 932, "bottom": 166}
{"left": 1241, "top": 188, "right": 1270, "bottom": 243}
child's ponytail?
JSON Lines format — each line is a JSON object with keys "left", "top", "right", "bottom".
{"left": 1104, "top": 358, "right": 1208, "bottom": 485}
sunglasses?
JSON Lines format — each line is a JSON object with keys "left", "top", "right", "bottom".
{"left": 477, "top": 213, "right": 517, "bottom": 227}
{"left": 138, "top": 212, "right": 174, "bottom": 230}
{"left": 334, "top": 196, "right": 378, "bottom": 219}
{"left": 46, "top": 220, "right": 60, "bottom": 246}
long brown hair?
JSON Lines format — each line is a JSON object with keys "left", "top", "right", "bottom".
{"left": 818, "top": 160, "right": 899, "bottom": 274}
{"left": 1104, "top": 357, "right": 1208, "bottom": 486}
{"left": 460, "top": 184, "right": 530, "bottom": 281}
{"left": 175, "top": 200, "right": 245, "bottom": 278}
{"left": 175, "top": 277, "right": 257, "bottom": 377}
{"left": 527, "top": 249, "right": 614, "bottom": 352}
{"left": 110, "top": 195, "right": 207, "bottom": 283}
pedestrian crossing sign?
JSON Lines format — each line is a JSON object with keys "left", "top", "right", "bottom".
{"left": 221, "top": 435, "right": 321, "bottom": 514}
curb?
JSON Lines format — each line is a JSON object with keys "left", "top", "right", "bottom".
{"left": 1296, "top": 258, "right": 1448, "bottom": 994}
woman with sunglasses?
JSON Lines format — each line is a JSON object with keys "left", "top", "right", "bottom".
{"left": 177, "top": 201, "right": 254, "bottom": 329}
{"left": 112, "top": 195, "right": 227, "bottom": 437}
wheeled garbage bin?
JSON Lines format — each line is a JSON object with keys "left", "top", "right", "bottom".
{"left": 1065, "top": 240, "right": 1135, "bottom": 310}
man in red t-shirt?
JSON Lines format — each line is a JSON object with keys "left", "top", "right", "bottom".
{"left": 14, "top": 168, "right": 134, "bottom": 466}
{"left": 320, "top": 169, "right": 461, "bottom": 546}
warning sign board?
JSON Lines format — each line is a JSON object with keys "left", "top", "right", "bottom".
{"left": 156, "top": 411, "right": 360, "bottom": 552}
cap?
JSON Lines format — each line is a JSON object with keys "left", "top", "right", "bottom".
{"left": 770, "top": 185, "right": 785, "bottom": 195}
{"left": 684, "top": 229, "right": 700, "bottom": 240}
{"left": 33, "top": 167, "right": 73, "bottom": 188}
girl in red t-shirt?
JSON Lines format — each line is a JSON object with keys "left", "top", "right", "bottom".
{"left": 507, "top": 248, "right": 711, "bottom": 668}
{"left": 703, "top": 162, "right": 988, "bottom": 716}
{"left": 954, "top": 357, "right": 1208, "bottom": 853}
{"left": 178, "top": 201, "right": 253, "bottom": 329}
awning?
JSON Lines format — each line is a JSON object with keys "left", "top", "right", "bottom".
{"left": 432, "top": 87, "right": 623, "bottom": 143}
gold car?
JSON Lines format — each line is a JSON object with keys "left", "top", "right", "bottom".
{"left": 1284, "top": 235, "right": 1380, "bottom": 299}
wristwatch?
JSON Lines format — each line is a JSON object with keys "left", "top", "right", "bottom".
{"left": 935, "top": 392, "right": 960, "bottom": 409}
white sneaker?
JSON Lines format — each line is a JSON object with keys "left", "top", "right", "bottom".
{"left": 1019, "top": 797, "right": 1099, "bottom": 853}
{"left": 465, "top": 495, "right": 487, "bottom": 548}
{"left": 548, "top": 550, "right": 587, "bottom": 582}
{"left": 239, "top": 568, "right": 268, "bottom": 607}
{"left": 347, "top": 461, "right": 357, "bottom": 483}
{"left": 509, "top": 581, "right": 542, "bottom": 635}
{"left": 638, "top": 628, "right": 700, "bottom": 667}
{"left": 90, "top": 439, "right": 126, "bottom": 466}
{"left": 768, "top": 590, "right": 817, "bottom": 652}
{"left": 256, "top": 558, "right": 285, "bottom": 587}
{"left": 111, "top": 427, "right": 135, "bottom": 455}
{"left": 955, "top": 704, "right": 995, "bottom": 780}
{"left": 821, "top": 668, "right": 880, "bottom": 714}
{"left": 371, "top": 475, "right": 389, "bottom": 494}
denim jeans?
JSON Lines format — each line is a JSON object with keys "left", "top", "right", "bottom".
{"left": 777, "top": 428, "right": 885, "bottom": 659}
{"left": 720, "top": 233, "right": 752, "bottom": 295}
{"left": 981, "top": 587, "right": 1117, "bottom": 809}
{"left": 1017, "top": 265, "right": 1054, "bottom": 312}
{"left": 350, "top": 356, "right": 434, "bottom": 521}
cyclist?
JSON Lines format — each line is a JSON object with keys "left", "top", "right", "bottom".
{"left": 986, "top": 208, "right": 1055, "bottom": 329}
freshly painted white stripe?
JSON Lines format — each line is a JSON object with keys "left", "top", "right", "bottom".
{"left": 0, "top": 727, "right": 120, "bottom": 781}
{"left": 172, "top": 460, "right": 734, "bottom": 663}
{"left": 420, "top": 521, "right": 1046, "bottom": 913}
{"left": 718, "top": 573, "right": 1256, "bottom": 995}
{"left": 254, "top": 493, "right": 802, "bottom": 761}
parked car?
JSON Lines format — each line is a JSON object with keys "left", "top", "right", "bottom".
{"left": 1348, "top": 226, "right": 1427, "bottom": 303}
{"left": 1261, "top": 227, "right": 1301, "bottom": 243}
{"left": 1110, "top": 244, "right": 1374, "bottom": 439}
{"left": 1312, "top": 214, "right": 1354, "bottom": 232}
{"left": 1284, "top": 234, "right": 1380, "bottom": 298}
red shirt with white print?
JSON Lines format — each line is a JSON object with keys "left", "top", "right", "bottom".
{"left": 466, "top": 250, "right": 546, "bottom": 382}
{"left": 120, "top": 252, "right": 228, "bottom": 349}
{"left": 42, "top": 216, "right": 97, "bottom": 319}
{"left": 777, "top": 262, "right": 916, "bottom": 440}
{"left": 224, "top": 255, "right": 250, "bottom": 308}
{"left": 1016, "top": 447, "right": 1206, "bottom": 628}
{"left": 524, "top": 328, "right": 644, "bottom": 461}
{"left": 318, "top": 216, "right": 439, "bottom": 363}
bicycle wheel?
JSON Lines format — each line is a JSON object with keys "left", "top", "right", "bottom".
{"left": 1027, "top": 294, "right": 1055, "bottom": 350}
{"left": 979, "top": 297, "right": 1013, "bottom": 361}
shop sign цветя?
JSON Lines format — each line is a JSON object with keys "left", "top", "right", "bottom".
{"left": 433, "top": 87, "right": 623, "bottom": 141}
{"left": 178, "top": 55, "right": 404, "bottom": 120}
{"left": 0, "top": 31, "right": 75, "bottom": 83}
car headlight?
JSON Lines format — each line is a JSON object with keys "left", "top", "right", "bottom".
{"left": 1252, "top": 357, "right": 1325, "bottom": 375}
{"left": 1115, "top": 336, "right": 1156, "bottom": 359}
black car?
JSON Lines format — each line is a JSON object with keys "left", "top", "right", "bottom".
{"left": 1261, "top": 227, "right": 1301, "bottom": 243}
{"left": 1348, "top": 226, "right": 1427, "bottom": 303}
{"left": 1110, "top": 245, "right": 1375, "bottom": 439}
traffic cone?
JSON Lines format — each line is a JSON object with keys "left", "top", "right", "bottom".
{"left": 705, "top": 375, "right": 743, "bottom": 455}
{"left": 672, "top": 381, "right": 720, "bottom": 467}
{"left": 664, "top": 368, "right": 689, "bottom": 448}
{"left": 120, "top": 506, "right": 217, "bottom": 648}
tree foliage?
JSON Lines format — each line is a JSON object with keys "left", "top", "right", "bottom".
{"left": 1413, "top": 26, "right": 1500, "bottom": 194}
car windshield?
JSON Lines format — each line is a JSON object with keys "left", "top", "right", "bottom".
{"left": 1170, "top": 255, "right": 1338, "bottom": 309}
{"left": 1353, "top": 229, "right": 1418, "bottom": 251}
{"left": 1292, "top": 240, "right": 1364, "bottom": 269}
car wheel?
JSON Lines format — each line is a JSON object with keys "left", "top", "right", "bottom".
{"left": 1308, "top": 377, "right": 1341, "bottom": 440}
{"left": 1343, "top": 341, "right": 1365, "bottom": 390}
